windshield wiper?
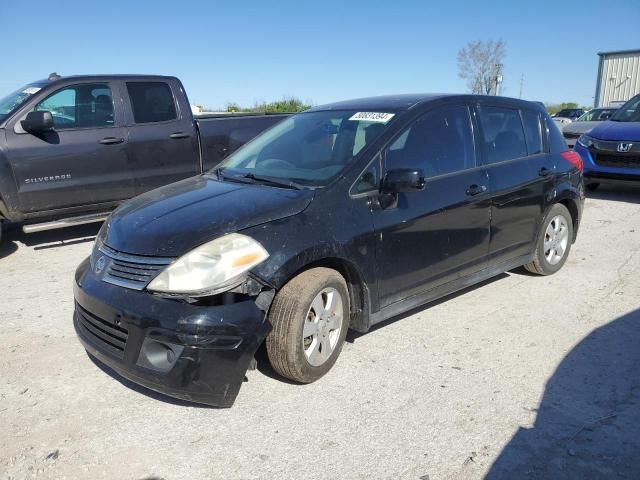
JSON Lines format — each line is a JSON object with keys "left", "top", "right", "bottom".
{"left": 241, "top": 173, "right": 304, "bottom": 190}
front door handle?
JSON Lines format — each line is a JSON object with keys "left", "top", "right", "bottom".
{"left": 170, "top": 132, "right": 191, "bottom": 139}
{"left": 466, "top": 184, "right": 487, "bottom": 196}
{"left": 539, "top": 167, "right": 551, "bottom": 177}
{"left": 99, "top": 137, "right": 124, "bottom": 145}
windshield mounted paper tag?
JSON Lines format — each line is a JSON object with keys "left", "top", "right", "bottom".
{"left": 349, "top": 112, "right": 395, "bottom": 123}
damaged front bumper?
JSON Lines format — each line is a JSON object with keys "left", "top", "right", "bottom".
{"left": 73, "top": 257, "right": 272, "bottom": 408}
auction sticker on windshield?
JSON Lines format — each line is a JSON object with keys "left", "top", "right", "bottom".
{"left": 349, "top": 112, "right": 395, "bottom": 123}
{"left": 22, "top": 87, "right": 41, "bottom": 95}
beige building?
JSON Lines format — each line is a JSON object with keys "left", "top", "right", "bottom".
{"left": 594, "top": 49, "right": 640, "bottom": 107}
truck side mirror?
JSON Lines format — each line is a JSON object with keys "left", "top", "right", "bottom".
{"left": 21, "top": 111, "right": 54, "bottom": 133}
{"left": 382, "top": 168, "right": 425, "bottom": 193}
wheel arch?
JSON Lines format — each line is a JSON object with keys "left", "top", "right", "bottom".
{"left": 278, "top": 256, "right": 372, "bottom": 333}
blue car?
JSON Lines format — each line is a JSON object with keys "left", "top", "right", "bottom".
{"left": 575, "top": 94, "right": 640, "bottom": 190}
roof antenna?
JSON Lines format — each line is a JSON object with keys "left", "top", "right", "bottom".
{"left": 48, "top": 72, "right": 61, "bottom": 81}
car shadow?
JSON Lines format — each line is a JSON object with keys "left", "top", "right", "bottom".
{"left": 485, "top": 307, "right": 640, "bottom": 479}
{"left": 1, "top": 222, "right": 101, "bottom": 254}
{"left": 254, "top": 273, "right": 511, "bottom": 383}
{"left": 586, "top": 184, "right": 640, "bottom": 204}
{"left": 345, "top": 273, "right": 510, "bottom": 343}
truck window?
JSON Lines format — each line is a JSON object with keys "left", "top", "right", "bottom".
{"left": 126, "top": 82, "right": 177, "bottom": 124}
{"left": 478, "top": 106, "right": 528, "bottom": 163}
{"left": 385, "top": 104, "right": 475, "bottom": 178}
{"left": 35, "top": 84, "right": 114, "bottom": 129}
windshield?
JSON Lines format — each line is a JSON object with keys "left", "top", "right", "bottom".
{"left": 610, "top": 95, "right": 640, "bottom": 122}
{"left": 0, "top": 82, "right": 47, "bottom": 122}
{"left": 556, "top": 109, "right": 582, "bottom": 118}
{"left": 577, "top": 108, "right": 617, "bottom": 122}
{"left": 215, "top": 110, "right": 395, "bottom": 186}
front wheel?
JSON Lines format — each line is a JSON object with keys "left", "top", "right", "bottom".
{"left": 266, "top": 267, "right": 349, "bottom": 383}
{"left": 524, "top": 203, "right": 573, "bottom": 275}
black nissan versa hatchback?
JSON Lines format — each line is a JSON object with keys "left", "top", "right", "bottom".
{"left": 73, "top": 94, "right": 584, "bottom": 407}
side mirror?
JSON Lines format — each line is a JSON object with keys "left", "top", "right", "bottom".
{"left": 382, "top": 168, "right": 425, "bottom": 193}
{"left": 21, "top": 111, "right": 54, "bottom": 133}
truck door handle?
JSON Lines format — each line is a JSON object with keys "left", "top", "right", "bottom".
{"left": 99, "top": 137, "right": 124, "bottom": 145}
{"left": 466, "top": 184, "right": 487, "bottom": 196}
{"left": 170, "top": 132, "right": 190, "bottom": 139}
{"left": 539, "top": 167, "right": 551, "bottom": 177}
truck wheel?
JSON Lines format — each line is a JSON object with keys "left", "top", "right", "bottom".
{"left": 524, "top": 203, "right": 573, "bottom": 276}
{"left": 266, "top": 267, "right": 349, "bottom": 383}
{"left": 586, "top": 183, "right": 600, "bottom": 191}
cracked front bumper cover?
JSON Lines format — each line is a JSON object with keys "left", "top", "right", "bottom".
{"left": 73, "top": 257, "right": 271, "bottom": 408}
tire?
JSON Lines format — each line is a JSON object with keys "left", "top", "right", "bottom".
{"left": 524, "top": 203, "right": 573, "bottom": 275}
{"left": 266, "top": 267, "right": 349, "bottom": 383}
{"left": 586, "top": 183, "right": 600, "bottom": 191}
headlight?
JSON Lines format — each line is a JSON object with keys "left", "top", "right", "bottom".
{"left": 147, "top": 233, "right": 269, "bottom": 295}
{"left": 577, "top": 134, "right": 594, "bottom": 148}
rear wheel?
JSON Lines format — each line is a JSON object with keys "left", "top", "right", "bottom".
{"left": 524, "top": 203, "right": 573, "bottom": 275}
{"left": 266, "top": 267, "right": 349, "bottom": 383}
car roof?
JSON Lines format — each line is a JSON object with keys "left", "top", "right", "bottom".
{"left": 308, "top": 94, "right": 546, "bottom": 113}
{"left": 33, "top": 74, "right": 177, "bottom": 87}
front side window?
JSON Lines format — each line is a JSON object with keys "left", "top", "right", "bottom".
{"left": 35, "top": 84, "right": 114, "bottom": 129}
{"left": 385, "top": 104, "right": 475, "bottom": 177}
{"left": 217, "top": 110, "right": 393, "bottom": 186}
{"left": 478, "top": 106, "right": 528, "bottom": 163}
{"left": 127, "top": 82, "right": 177, "bottom": 123}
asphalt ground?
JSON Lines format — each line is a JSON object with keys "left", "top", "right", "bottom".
{"left": 1, "top": 185, "right": 639, "bottom": 479}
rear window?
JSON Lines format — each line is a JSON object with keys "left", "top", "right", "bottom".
{"left": 127, "top": 82, "right": 177, "bottom": 123}
{"left": 478, "top": 106, "right": 527, "bottom": 163}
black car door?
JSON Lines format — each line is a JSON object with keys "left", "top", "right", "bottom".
{"left": 5, "top": 82, "right": 133, "bottom": 213}
{"left": 124, "top": 80, "right": 200, "bottom": 195}
{"left": 373, "top": 103, "right": 491, "bottom": 308}
{"left": 474, "top": 103, "right": 555, "bottom": 263}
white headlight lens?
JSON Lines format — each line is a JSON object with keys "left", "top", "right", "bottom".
{"left": 147, "top": 233, "right": 268, "bottom": 295}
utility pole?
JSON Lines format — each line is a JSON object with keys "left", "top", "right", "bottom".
{"left": 519, "top": 74, "right": 524, "bottom": 98}
{"left": 494, "top": 63, "right": 503, "bottom": 96}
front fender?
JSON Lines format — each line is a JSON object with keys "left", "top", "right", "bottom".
{"left": 0, "top": 130, "right": 21, "bottom": 221}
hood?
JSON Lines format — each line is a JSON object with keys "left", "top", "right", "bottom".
{"left": 563, "top": 121, "right": 600, "bottom": 135}
{"left": 589, "top": 121, "right": 640, "bottom": 142}
{"left": 104, "top": 175, "right": 314, "bottom": 257}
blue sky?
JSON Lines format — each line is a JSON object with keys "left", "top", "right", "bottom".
{"left": 3, "top": 0, "right": 639, "bottom": 108}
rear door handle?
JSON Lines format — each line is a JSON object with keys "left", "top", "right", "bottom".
{"left": 466, "top": 184, "right": 487, "bottom": 196}
{"left": 539, "top": 167, "right": 551, "bottom": 177}
{"left": 170, "top": 132, "right": 191, "bottom": 139}
{"left": 99, "top": 137, "right": 124, "bottom": 145}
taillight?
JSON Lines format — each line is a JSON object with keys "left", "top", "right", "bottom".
{"left": 560, "top": 150, "right": 583, "bottom": 172}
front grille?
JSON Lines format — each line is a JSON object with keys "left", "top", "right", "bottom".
{"left": 593, "top": 153, "right": 640, "bottom": 169}
{"left": 98, "top": 244, "right": 173, "bottom": 290}
{"left": 76, "top": 303, "right": 128, "bottom": 358}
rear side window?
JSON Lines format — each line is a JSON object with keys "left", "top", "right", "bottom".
{"left": 521, "top": 109, "right": 543, "bottom": 155}
{"left": 386, "top": 104, "right": 475, "bottom": 177}
{"left": 478, "top": 106, "right": 528, "bottom": 163}
{"left": 35, "top": 83, "right": 114, "bottom": 129}
{"left": 127, "top": 82, "right": 177, "bottom": 123}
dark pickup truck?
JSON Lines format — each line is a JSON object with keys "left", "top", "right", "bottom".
{"left": 0, "top": 74, "right": 288, "bottom": 242}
